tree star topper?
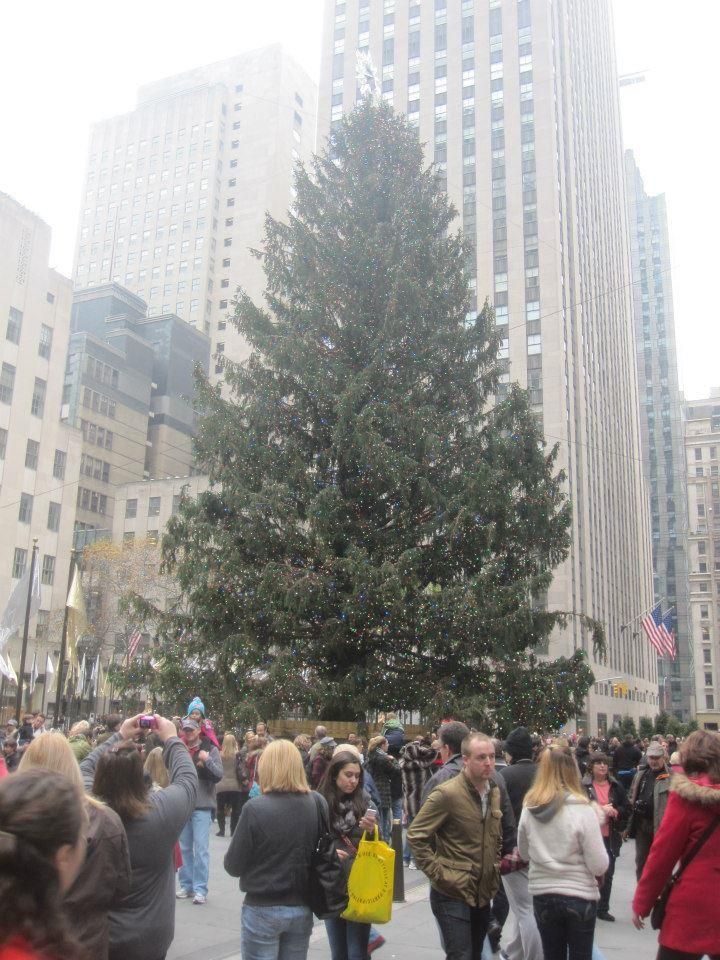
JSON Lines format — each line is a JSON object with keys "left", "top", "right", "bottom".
{"left": 356, "top": 50, "right": 380, "bottom": 101}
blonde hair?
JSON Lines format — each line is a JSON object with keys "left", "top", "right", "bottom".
{"left": 221, "top": 733, "right": 238, "bottom": 760}
{"left": 334, "top": 742, "right": 362, "bottom": 760}
{"left": 524, "top": 742, "right": 587, "bottom": 807}
{"left": 69, "top": 720, "right": 90, "bottom": 738}
{"left": 257, "top": 739, "right": 310, "bottom": 794}
{"left": 19, "top": 730, "right": 102, "bottom": 808}
{"left": 294, "top": 734, "right": 311, "bottom": 751}
{"left": 143, "top": 746, "right": 169, "bottom": 788}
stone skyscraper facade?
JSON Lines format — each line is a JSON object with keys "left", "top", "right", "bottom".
{"left": 319, "top": 0, "right": 657, "bottom": 728}
{"left": 73, "top": 46, "right": 317, "bottom": 378}
{"left": 625, "top": 151, "right": 692, "bottom": 721}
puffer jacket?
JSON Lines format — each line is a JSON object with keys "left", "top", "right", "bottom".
{"left": 633, "top": 773, "right": 720, "bottom": 955}
{"left": 408, "top": 772, "right": 504, "bottom": 908}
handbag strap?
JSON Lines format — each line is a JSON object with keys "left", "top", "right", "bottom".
{"left": 672, "top": 817, "right": 719, "bottom": 884}
{"left": 312, "top": 790, "right": 328, "bottom": 839}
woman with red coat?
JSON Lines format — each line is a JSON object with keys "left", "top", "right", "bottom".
{"left": 632, "top": 729, "right": 720, "bottom": 960}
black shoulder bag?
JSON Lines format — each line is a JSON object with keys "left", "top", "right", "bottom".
{"left": 309, "top": 792, "right": 349, "bottom": 920}
{"left": 650, "top": 818, "right": 719, "bottom": 930}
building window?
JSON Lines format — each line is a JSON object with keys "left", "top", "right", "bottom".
{"left": 39, "top": 324, "right": 53, "bottom": 359}
{"left": 12, "top": 548, "right": 27, "bottom": 579}
{"left": 147, "top": 529, "right": 159, "bottom": 545}
{"left": 125, "top": 499, "right": 137, "bottom": 519}
{"left": 224, "top": 238, "right": 232, "bottom": 247}
{"left": 47, "top": 501, "right": 61, "bottom": 532}
{"left": 6, "top": 307, "right": 22, "bottom": 344}
{"left": 0, "top": 363, "right": 16, "bottom": 404}
{"left": 36, "top": 609, "right": 49, "bottom": 639}
{"left": 707, "top": 694, "right": 716, "bottom": 710}
{"left": 31, "top": 378, "right": 46, "bottom": 417}
{"left": 222, "top": 258, "right": 230, "bottom": 268}
{"left": 41, "top": 555, "right": 56, "bottom": 586}
{"left": 148, "top": 496, "right": 161, "bottom": 517}
{"left": 0, "top": 428, "right": 7, "bottom": 459}
{"left": 25, "top": 439, "right": 40, "bottom": 470}
{"left": 695, "top": 448, "right": 703, "bottom": 461}
{"left": 172, "top": 494, "right": 181, "bottom": 515}
{"left": 19, "top": 493, "right": 33, "bottom": 524}
{"left": 53, "top": 449, "right": 67, "bottom": 480}
{"left": 123, "top": 532, "right": 135, "bottom": 547}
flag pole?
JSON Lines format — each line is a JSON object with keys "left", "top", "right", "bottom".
{"left": 40, "top": 658, "right": 48, "bottom": 716}
{"left": 15, "top": 540, "right": 39, "bottom": 722}
{"left": 54, "top": 551, "right": 77, "bottom": 729}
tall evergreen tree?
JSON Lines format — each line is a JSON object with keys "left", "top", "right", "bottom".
{"left": 143, "top": 98, "right": 600, "bottom": 728}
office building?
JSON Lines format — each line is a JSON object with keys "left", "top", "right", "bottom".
{"left": 626, "top": 151, "right": 692, "bottom": 721}
{"left": 319, "top": 0, "right": 657, "bottom": 728}
{"left": 72, "top": 46, "right": 317, "bottom": 376}
{"left": 684, "top": 398, "right": 720, "bottom": 730}
{"left": 0, "top": 192, "right": 83, "bottom": 711}
{"left": 64, "top": 283, "right": 210, "bottom": 542}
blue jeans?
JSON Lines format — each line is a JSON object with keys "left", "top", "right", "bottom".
{"left": 324, "top": 916, "right": 370, "bottom": 960}
{"left": 403, "top": 815, "right": 414, "bottom": 863}
{"left": 241, "top": 903, "right": 313, "bottom": 960}
{"left": 430, "top": 887, "right": 490, "bottom": 960}
{"left": 533, "top": 893, "right": 597, "bottom": 960}
{"left": 178, "top": 808, "right": 212, "bottom": 896}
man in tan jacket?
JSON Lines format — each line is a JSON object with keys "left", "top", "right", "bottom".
{"left": 408, "top": 732, "right": 507, "bottom": 960}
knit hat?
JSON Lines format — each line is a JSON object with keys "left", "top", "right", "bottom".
{"left": 187, "top": 696, "right": 205, "bottom": 717}
{"left": 503, "top": 726, "right": 533, "bottom": 761}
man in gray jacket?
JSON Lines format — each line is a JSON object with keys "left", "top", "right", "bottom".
{"left": 177, "top": 717, "right": 223, "bottom": 904}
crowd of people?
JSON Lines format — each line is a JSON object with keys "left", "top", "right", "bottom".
{"left": 0, "top": 705, "right": 718, "bottom": 960}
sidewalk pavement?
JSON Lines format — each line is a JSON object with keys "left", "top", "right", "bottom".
{"left": 169, "top": 834, "right": 660, "bottom": 960}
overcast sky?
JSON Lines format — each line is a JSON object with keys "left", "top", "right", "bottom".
{"left": 1, "top": 1, "right": 717, "bottom": 399}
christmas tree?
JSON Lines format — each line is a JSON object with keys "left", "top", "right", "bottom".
{"left": 148, "top": 97, "right": 601, "bottom": 729}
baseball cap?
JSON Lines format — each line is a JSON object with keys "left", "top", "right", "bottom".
{"left": 7, "top": 719, "right": 18, "bottom": 726}
{"left": 646, "top": 743, "right": 665, "bottom": 758}
{"left": 182, "top": 718, "right": 200, "bottom": 731}
{"left": 320, "top": 736, "right": 336, "bottom": 745}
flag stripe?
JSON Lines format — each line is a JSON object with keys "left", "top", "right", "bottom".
{"left": 641, "top": 603, "right": 667, "bottom": 657}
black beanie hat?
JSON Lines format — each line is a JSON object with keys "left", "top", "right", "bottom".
{"left": 503, "top": 726, "right": 533, "bottom": 761}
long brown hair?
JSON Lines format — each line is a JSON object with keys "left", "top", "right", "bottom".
{"left": 0, "top": 769, "right": 85, "bottom": 958}
{"left": 319, "top": 751, "right": 368, "bottom": 829}
{"left": 93, "top": 740, "right": 150, "bottom": 821}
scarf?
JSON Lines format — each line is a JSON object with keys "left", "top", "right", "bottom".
{"left": 331, "top": 794, "right": 360, "bottom": 837}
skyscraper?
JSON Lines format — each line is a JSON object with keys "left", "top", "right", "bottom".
{"left": 684, "top": 398, "right": 720, "bottom": 730}
{"left": 0, "top": 192, "right": 82, "bottom": 710}
{"left": 319, "top": 0, "right": 657, "bottom": 728}
{"left": 626, "top": 150, "right": 692, "bottom": 721}
{"left": 73, "top": 45, "right": 317, "bottom": 376}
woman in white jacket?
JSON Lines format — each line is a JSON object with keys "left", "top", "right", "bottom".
{"left": 518, "top": 743, "right": 609, "bottom": 960}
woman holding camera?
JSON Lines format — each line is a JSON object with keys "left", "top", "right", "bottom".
{"left": 81, "top": 713, "right": 198, "bottom": 960}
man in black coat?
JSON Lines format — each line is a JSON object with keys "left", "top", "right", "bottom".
{"left": 497, "top": 727, "right": 536, "bottom": 822}
{"left": 612, "top": 734, "right": 642, "bottom": 792}
{"left": 494, "top": 727, "right": 543, "bottom": 960}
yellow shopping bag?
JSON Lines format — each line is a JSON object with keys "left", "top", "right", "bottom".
{"left": 341, "top": 826, "right": 395, "bottom": 924}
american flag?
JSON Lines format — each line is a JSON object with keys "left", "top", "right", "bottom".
{"left": 659, "top": 611, "right": 677, "bottom": 660}
{"left": 127, "top": 628, "right": 143, "bottom": 660}
{"left": 641, "top": 603, "right": 667, "bottom": 657}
